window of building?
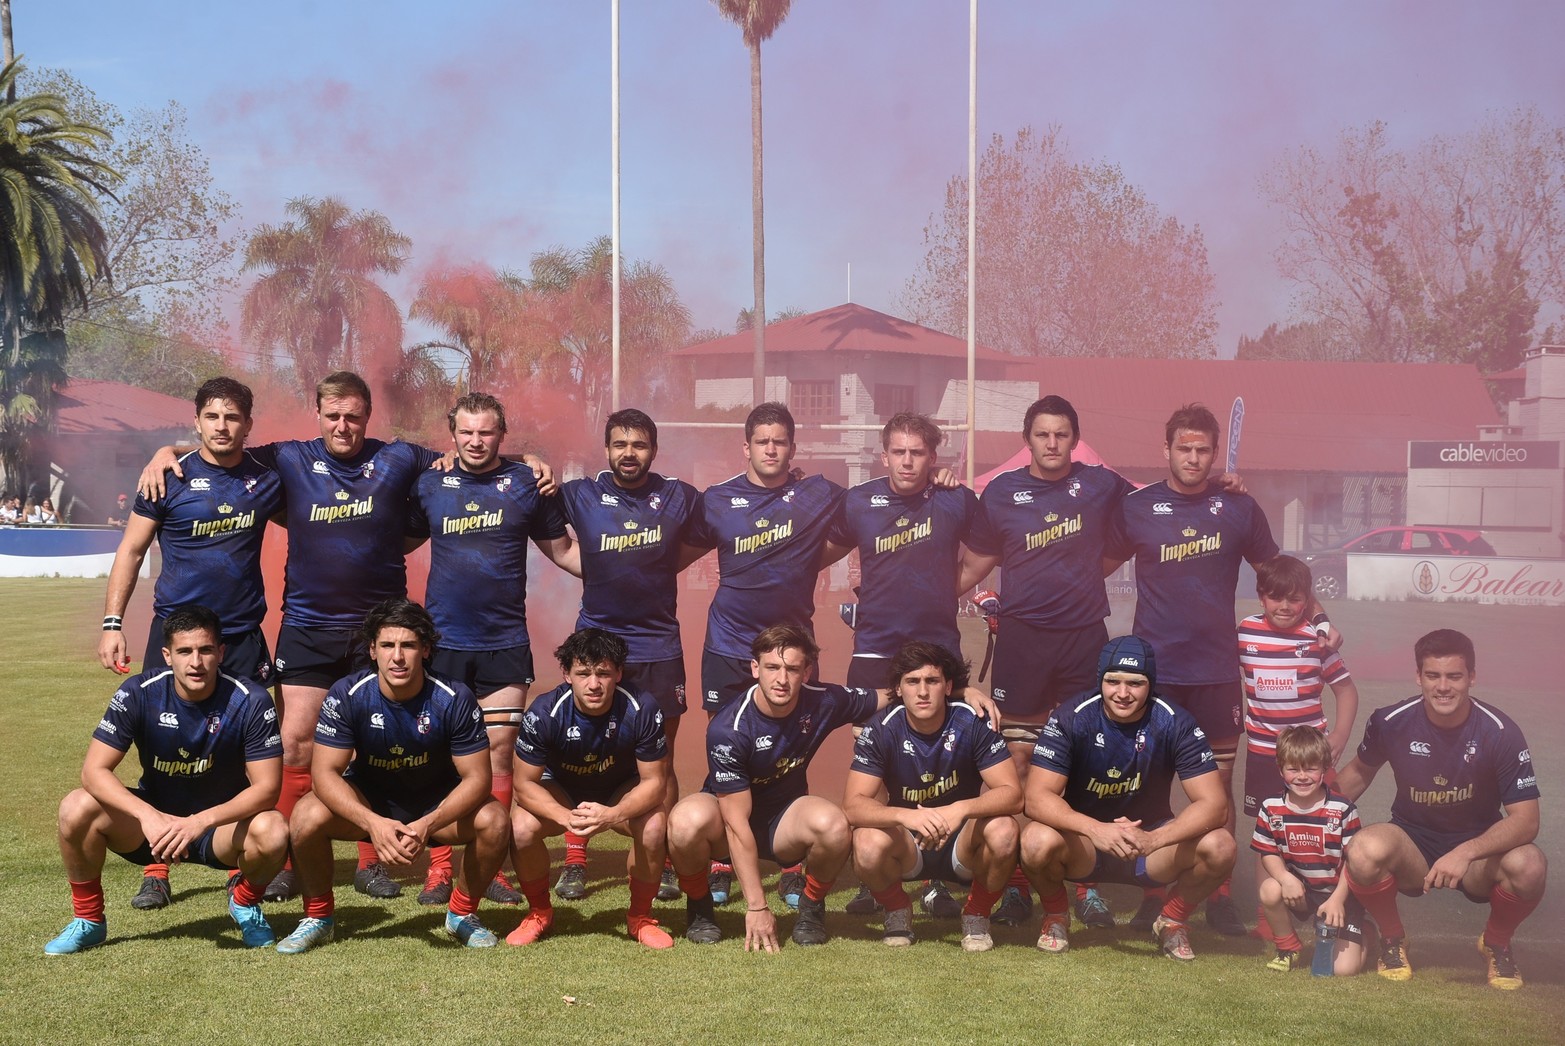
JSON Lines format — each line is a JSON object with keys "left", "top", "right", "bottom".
{"left": 873, "top": 383, "right": 916, "bottom": 418}
{"left": 791, "top": 380, "right": 834, "bottom": 419}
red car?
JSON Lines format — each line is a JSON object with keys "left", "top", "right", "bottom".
{"left": 1297, "top": 526, "right": 1496, "bottom": 598}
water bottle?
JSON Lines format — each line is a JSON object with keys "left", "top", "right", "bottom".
{"left": 1311, "top": 916, "right": 1336, "bottom": 977}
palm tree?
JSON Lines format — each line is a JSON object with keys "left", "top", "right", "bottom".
{"left": 712, "top": 0, "right": 792, "bottom": 404}
{"left": 0, "top": 58, "right": 115, "bottom": 495}
{"left": 408, "top": 263, "right": 522, "bottom": 392}
{"left": 240, "top": 196, "right": 410, "bottom": 397}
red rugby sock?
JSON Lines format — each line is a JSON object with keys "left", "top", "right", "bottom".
{"left": 963, "top": 882, "right": 1002, "bottom": 917}
{"left": 1275, "top": 931, "right": 1302, "bottom": 953}
{"left": 628, "top": 876, "right": 658, "bottom": 918}
{"left": 70, "top": 878, "right": 105, "bottom": 922}
{"left": 872, "top": 884, "right": 912, "bottom": 911}
{"left": 356, "top": 841, "right": 379, "bottom": 870}
{"left": 519, "top": 876, "right": 551, "bottom": 911}
{"left": 1483, "top": 886, "right": 1539, "bottom": 950}
{"left": 1039, "top": 887, "right": 1070, "bottom": 916}
{"left": 302, "top": 893, "right": 334, "bottom": 919}
{"left": 490, "top": 772, "right": 513, "bottom": 808}
{"left": 803, "top": 874, "right": 833, "bottom": 904}
{"left": 426, "top": 845, "right": 454, "bottom": 877}
{"left": 449, "top": 887, "right": 479, "bottom": 918}
{"left": 679, "top": 872, "right": 710, "bottom": 900}
{"left": 1346, "top": 872, "right": 1403, "bottom": 939}
{"left": 564, "top": 831, "right": 588, "bottom": 866}
{"left": 143, "top": 863, "right": 170, "bottom": 880}
{"left": 277, "top": 764, "right": 312, "bottom": 819}
{"left": 230, "top": 875, "right": 263, "bottom": 907}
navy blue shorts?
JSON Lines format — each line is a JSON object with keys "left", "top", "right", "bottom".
{"left": 112, "top": 788, "right": 235, "bottom": 868}
{"left": 1393, "top": 819, "right": 1493, "bottom": 903}
{"left": 623, "top": 657, "right": 687, "bottom": 720}
{"left": 431, "top": 643, "right": 534, "bottom": 698}
{"left": 990, "top": 619, "right": 1107, "bottom": 727}
{"left": 143, "top": 618, "right": 274, "bottom": 685}
{"left": 904, "top": 822, "right": 971, "bottom": 885}
{"left": 847, "top": 655, "right": 897, "bottom": 691}
{"left": 1161, "top": 682, "right": 1244, "bottom": 747}
{"left": 274, "top": 625, "right": 367, "bottom": 688}
{"left": 701, "top": 650, "right": 754, "bottom": 714}
{"left": 346, "top": 777, "right": 444, "bottom": 825}
{"left": 747, "top": 802, "right": 793, "bottom": 865}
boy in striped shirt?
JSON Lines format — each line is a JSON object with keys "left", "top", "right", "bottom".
{"left": 1238, "top": 555, "right": 1359, "bottom": 821}
{"left": 1252, "top": 725, "right": 1367, "bottom": 974}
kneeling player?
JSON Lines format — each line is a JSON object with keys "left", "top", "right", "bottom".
{"left": 668, "top": 625, "right": 1000, "bottom": 950}
{"left": 276, "top": 599, "right": 508, "bottom": 953}
{"left": 47, "top": 605, "right": 286, "bottom": 954}
{"left": 844, "top": 642, "right": 1020, "bottom": 952}
{"left": 505, "top": 628, "right": 673, "bottom": 949}
{"left": 1019, "top": 636, "right": 1234, "bottom": 960}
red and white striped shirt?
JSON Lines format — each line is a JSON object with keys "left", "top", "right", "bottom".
{"left": 1251, "top": 790, "right": 1360, "bottom": 890}
{"left": 1237, "top": 615, "right": 1351, "bottom": 756}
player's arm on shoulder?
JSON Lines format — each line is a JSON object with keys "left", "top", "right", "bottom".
{"left": 842, "top": 768, "right": 899, "bottom": 828}
{"left": 536, "top": 533, "right": 582, "bottom": 578}
{"left": 958, "top": 686, "right": 1003, "bottom": 731}
{"left": 1215, "top": 471, "right": 1248, "bottom": 495}
{"left": 99, "top": 514, "right": 159, "bottom": 672}
{"left": 136, "top": 444, "right": 194, "bottom": 500}
{"left": 520, "top": 453, "right": 557, "bottom": 495}
{"left": 1333, "top": 756, "right": 1377, "bottom": 801}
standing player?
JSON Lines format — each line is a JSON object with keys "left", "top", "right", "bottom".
{"left": 955, "top": 396, "right": 1134, "bottom": 929}
{"left": 1105, "top": 403, "right": 1294, "bottom": 935}
{"left": 552, "top": 408, "right": 702, "bottom": 902}
{"left": 406, "top": 392, "right": 575, "bottom": 906}
{"left": 46, "top": 605, "right": 287, "bottom": 954}
{"left": 822, "top": 412, "right": 981, "bottom": 920}
{"left": 98, "top": 377, "right": 284, "bottom": 910}
{"left": 505, "top": 628, "right": 673, "bottom": 949}
{"left": 275, "top": 599, "right": 509, "bottom": 953}
{"left": 1337, "top": 629, "right": 1545, "bottom": 989}
{"left": 140, "top": 371, "right": 552, "bottom": 902}
{"left": 843, "top": 642, "right": 1020, "bottom": 952}
{"left": 1019, "top": 636, "right": 1235, "bottom": 961}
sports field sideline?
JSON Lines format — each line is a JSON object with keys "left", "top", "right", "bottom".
{"left": 2, "top": 578, "right": 1561, "bottom": 1045}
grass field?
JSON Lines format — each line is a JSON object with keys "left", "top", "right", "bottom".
{"left": 2, "top": 579, "right": 1562, "bottom": 1045}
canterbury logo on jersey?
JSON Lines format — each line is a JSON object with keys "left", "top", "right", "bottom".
{"left": 1024, "top": 513, "right": 1082, "bottom": 552}
{"left": 442, "top": 508, "right": 504, "bottom": 535}
{"left": 190, "top": 510, "right": 257, "bottom": 538}
{"left": 600, "top": 525, "right": 662, "bottom": 552}
{"left": 309, "top": 496, "right": 374, "bottom": 523}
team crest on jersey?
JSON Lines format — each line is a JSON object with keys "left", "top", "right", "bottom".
{"left": 361, "top": 460, "right": 376, "bottom": 478}
{"left": 1135, "top": 729, "right": 1146, "bottom": 752}
{"left": 416, "top": 710, "right": 432, "bottom": 734}
{"left": 443, "top": 476, "right": 461, "bottom": 488}
{"left": 1464, "top": 740, "right": 1478, "bottom": 763}
{"left": 1208, "top": 497, "right": 1223, "bottom": 515}
{"left": 943, "top": 730, "right": 956, "bottom": 752}
{"left": 782, "top": 489, "right": 796, "bottom": 503}
{"left": 207, "top": 714, "right": 222, "bottom": 734}
{"left": 244, "top": 475, "right": 258, "bottom": 492}
{"left": 649, "top": 493, "right": 662, "bottom": 511}
{"left": 1068, "top": 478, "right": 1082, "bottom": 498}
{"left": 1326, "top": 814, "right": 1341, "bottom": 831}
{"left": 496, "top": 475, "right": 513, "bottom": 493}
{"left": 1269, "top": 815, "right": 1285, "bottom": 833}
{"left": 797, "top": 713, "right": 814, "bottom": 736}
{"left": 871, "top": 494, "right": 890, "bottom": 507}
{"left": 605, "top": 719, "right": 619, "bottom": 739}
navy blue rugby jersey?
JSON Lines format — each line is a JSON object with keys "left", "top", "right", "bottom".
{"left": 852, "top": 702, "right": 1008, "bottom": 808}
{"left": 92, "top": 669, "right": 280, "bottom": 817}
{"left": 249, "top": 438, "right": 440, "bottom": 630}
{"left": 135, "top": 451, "right": 284, "bottom": 633}
{"left": 1107, "top": 484, "right": 1278, "bottom": 685}
{"left": 559, "top": 472, "right": 700, "bottom": 662}
{"left": 514, "top": 683, "right": 667, "bottom": 799}
{"left": 827, "top": 478, "right": 979, "bottom": 658}
{"left": 965, "top": 463, "right": 1133, "bottom": 629}
{"left": 705, "top": 683, "right": 878, "bottom": 819}
{"left": 686, "top": 473, "right": 845, "bottom": 659}
{"left": 1031, "top": 692, "right": 1216, "bottom": 825}
{"left": 1356, "top": 695, "right": 1539, "bottom": 843}
{"left": 314, "top": 669, "right": 488, "bottom": 801}
{"left": 407, "top": 459, "right": 567, "bottom": 650}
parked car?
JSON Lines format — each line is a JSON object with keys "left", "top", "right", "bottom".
{"left": 1293, "top": 526, "right": 1496, "bottom": 599}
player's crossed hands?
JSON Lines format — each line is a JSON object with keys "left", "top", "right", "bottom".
{"left": 905, "top": 806, "right": 955, "bottom": 850}
{"left": 1088, "top": 817, "right": 1146, "bottom": 860}
{"left": 141, "top": 810, "right": 212, "bottom": 863}
{"left": 368, "top": 817, "right": 425, "bottom": 867}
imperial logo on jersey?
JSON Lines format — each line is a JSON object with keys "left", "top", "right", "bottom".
{"left": 441, "top": 507, "right": 505, "bottom": 535}
{"left": 308, "top": 494, "right": 374, "bottom": 523}
{"left": 1084, "top": 771, "right": 1142, "bottom": 798}
{"left": 1159, "top": 528, "right": 1222, "bottom": 564}
{"left": 734, "top": 517, "right": 792, "bottom": 555}
{"left": 1024, "top": 512, "right": 1082, "bottom": 551}
{"left": 151, "top": 753, "right": 214, "bottom": 776}
{"left": 872, "top": 517, "right": 932, "bottom": 555}
{"left": 189, "top": 508, "right": 257, "bottom": 537}
{"left": 366, "top": 748, "right": 432, "bottom": 772}
{"left": 598, "top": 524, "right": 662, "bottom": 552}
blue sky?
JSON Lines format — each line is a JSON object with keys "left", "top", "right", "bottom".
{"left": 20, "top": 1, "right": 1565, "bottom": 354}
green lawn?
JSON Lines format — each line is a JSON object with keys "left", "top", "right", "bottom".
{"left": 2, "top": 580, "right": 1561, "bottom": 1045}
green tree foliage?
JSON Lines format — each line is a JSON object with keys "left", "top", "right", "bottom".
{"left": 241, "top": 196, "right": 410, "bottom": 398}
{"left": 0, "top": 58, "right": 115, "bottom": 495}
{"left": 1236, "top": 320, "right": 1353, "bottom": 361}
{"left": 712, "top": 0, "right": 792, "bottom": 401}
{"left": 1262, "top": 108, "right": 1560, "bottom": 368}
{"left": 903, "top": 126, "right": 1218, "bottom": 358}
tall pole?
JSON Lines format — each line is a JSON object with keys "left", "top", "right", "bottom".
{"left": 611, "top": 0, "right": 622, "bottom": 412}
{"left": 965, "top": 0, "right": 977, "bottom": 486}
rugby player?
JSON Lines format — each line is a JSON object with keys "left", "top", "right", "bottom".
{"left": 822, "top": 412, "right": 981, "bottom": 920}
{"left": 275, "top": 599, "right": 508, "bottom": 953}
{"left": 405, "top": 392, "right": 575, "bottom": 907}
{"left": 1019, "top": 636, "right": 1234, "bottom": 961}
{"left": 47, "top": 605, "right": 286, "bottom": 954}
{"left": 551, "top": 408, "right": 702, "bottom": 902}
{"left": 843, "top": 642, "right": 1020, "bottom": 951}
{"left": 680, "top": 402, "right": 847, "bottom": 908}
{"left": 956, "top": 396, "right": 1134, "bottom": 929}
{"left": 99, "top": 377, "right": 284, "bottom": 910}
{"left": 1337, "top": 629, "right": 1545, "bottom": 989}
{"left": 667, "top": 625, "right": 1001, "bottom": 950}
{"left": 504, "top": 628, "right": 673, "bottom": 949}
{"left": 140, "top": 371, "right": 553, "bottom": 902}
{"left": 1104, "top": 403, "right": 1305, "bottom": 936}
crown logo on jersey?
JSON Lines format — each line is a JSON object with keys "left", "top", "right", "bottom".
{"left": 1045, "top": 512, "right": 1059, "bottom": 523}
{"left": 896, "top": 516, "right": 910, "bottom": 527}
{"left": 584, "top": 753, "right": 598, "bottom": 763}
{"left": 920, "top": 771, "right": 935, "bottom": 783}
{"left": 178, "top": 748, "right": 190, "bottom": 758}
{"left": 465, "top": 501, "right": 480, "bottom": 512}
{"left": 1433, "top": 774, "right": 1448, "bottom": 787}
{"left": 390, "top": 746, "right": 404, "bottom": 756}
{"left": 217, "top": 503, "right": 234, "bottom": 514}
{"left": 1182, "top": 526, "right": 1197, "bottom": 537}
{"left": 756, "top": 518, "right": 770, "bottom": 528}
{"left": 335, "top": 491, "right": 350, "bottom": 501}
{"left": 1106, "top": 767, "right": 1122, "bottom": 779}
{"left": 624, "top": 521, "right": 638, "bottom": 530}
